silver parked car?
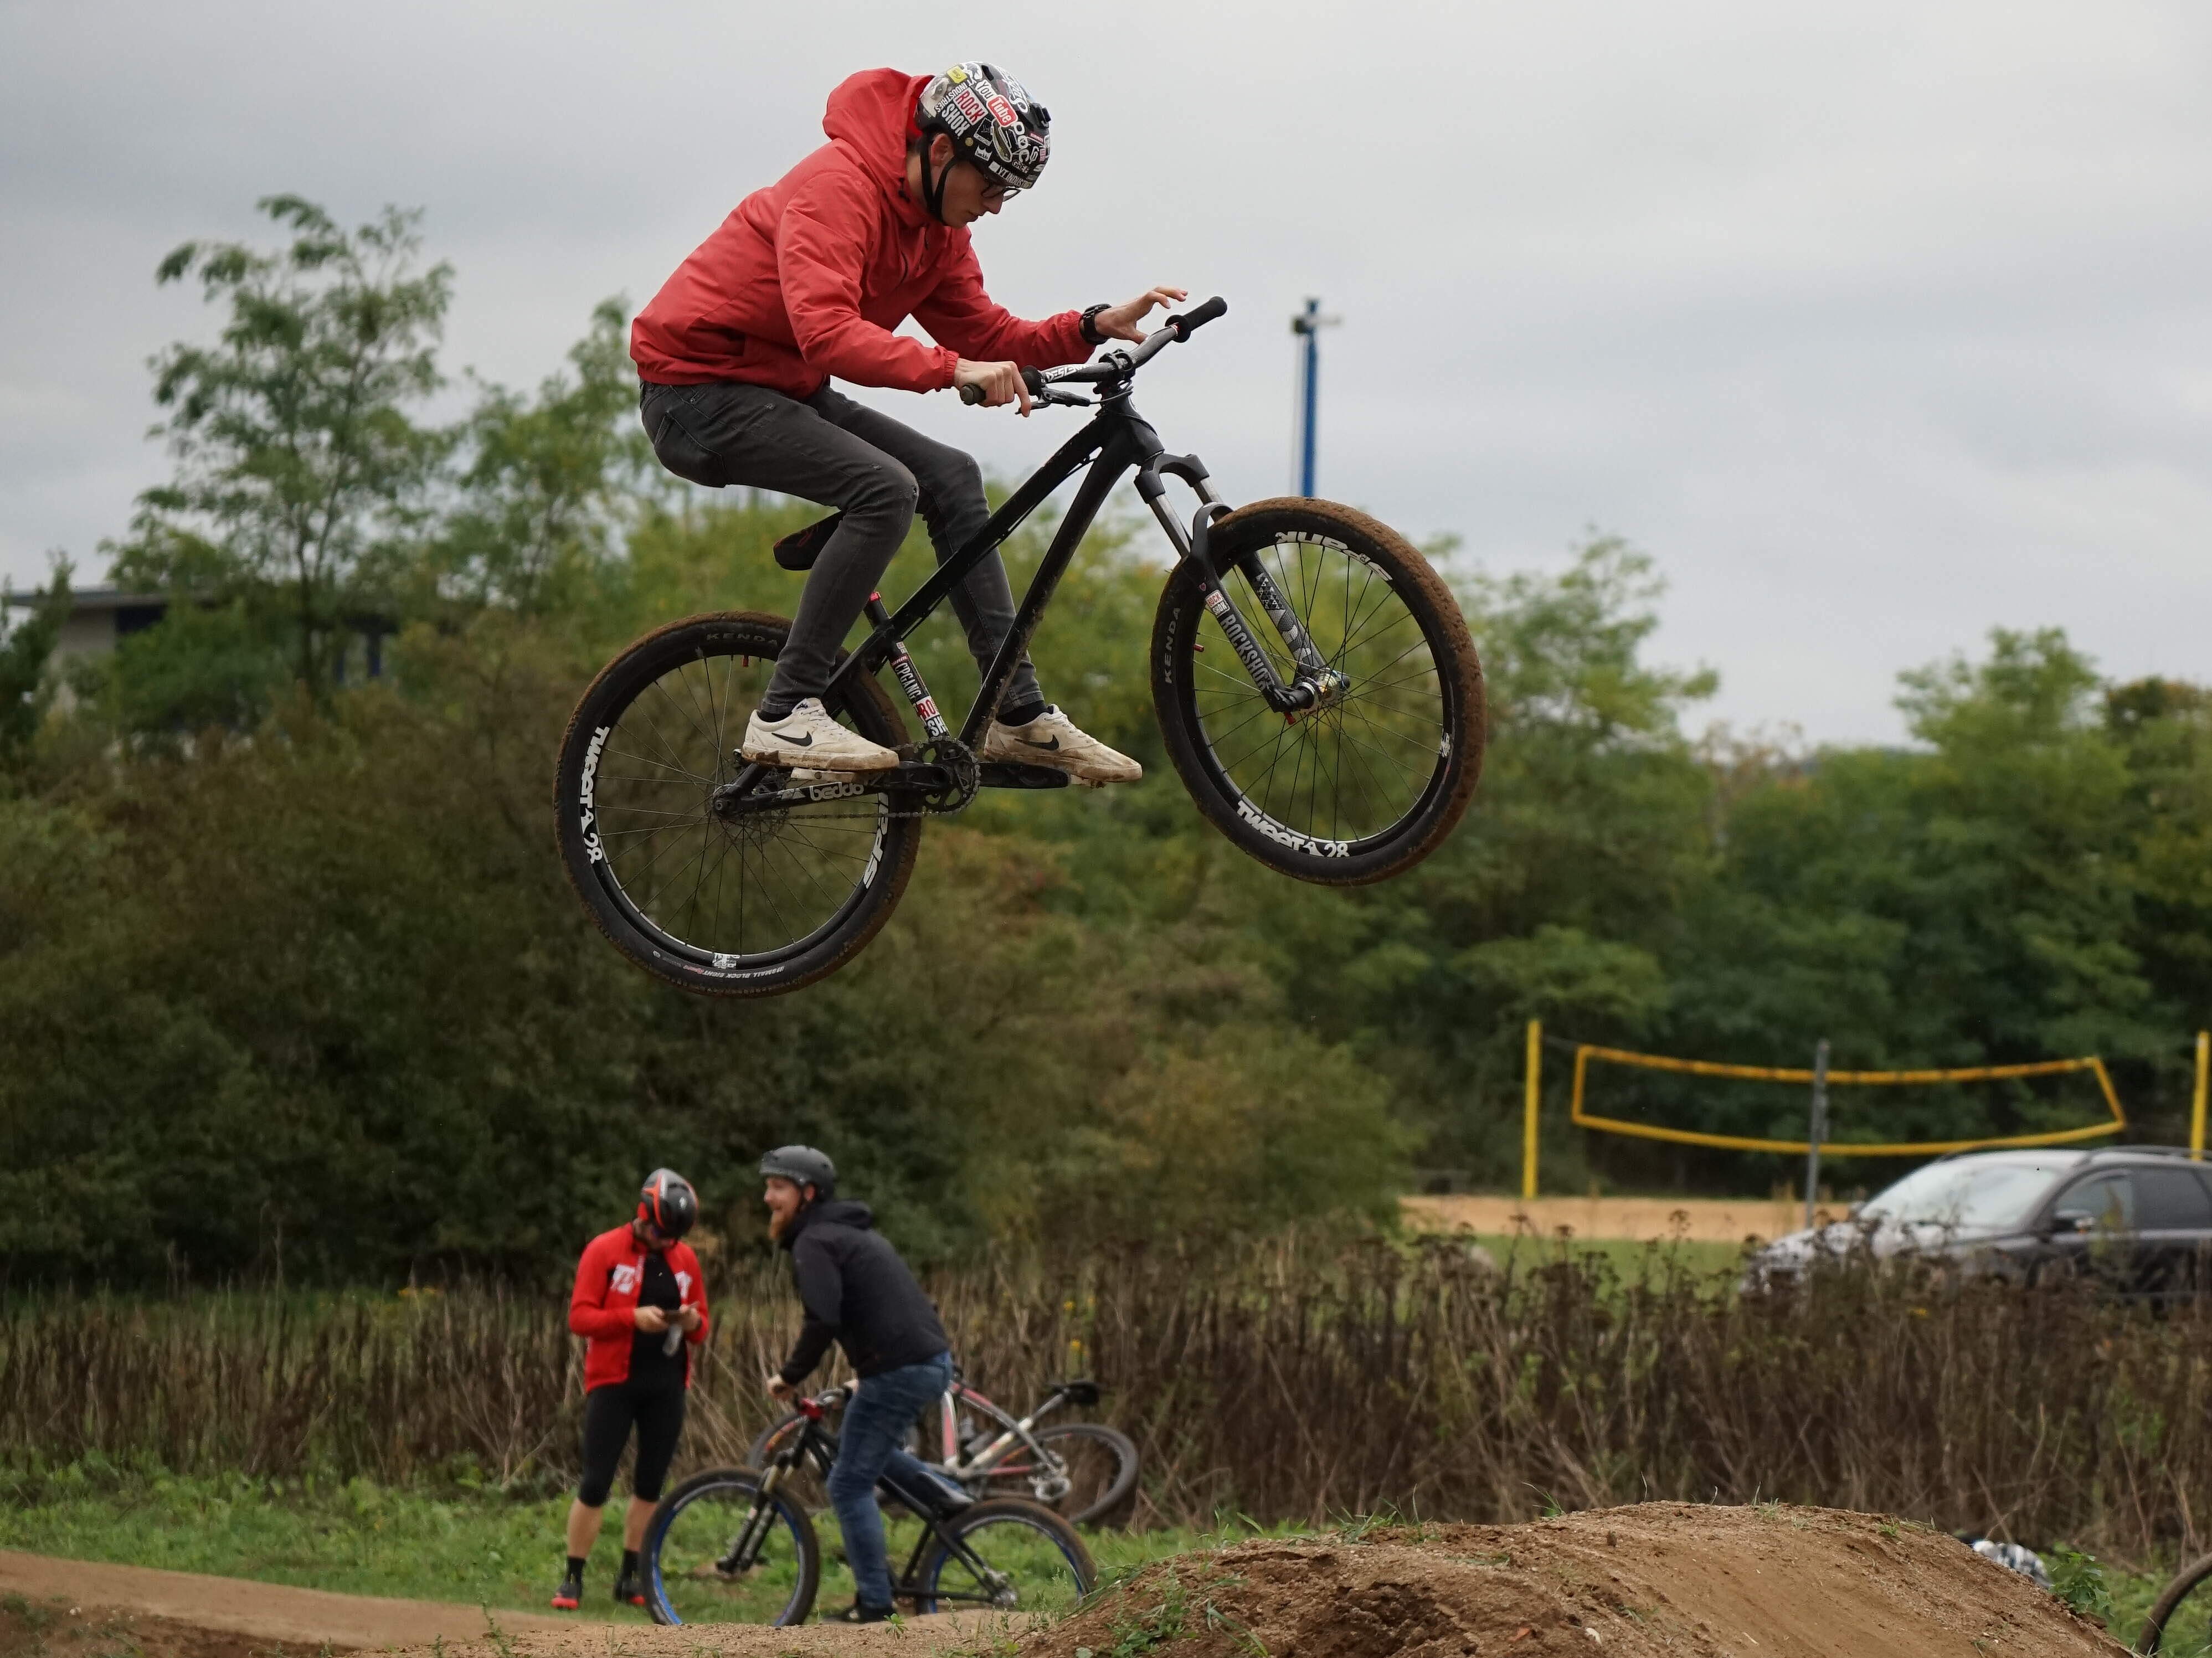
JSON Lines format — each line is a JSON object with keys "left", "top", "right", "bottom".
{"left": 1742, "top": 1147, "right": 2212, "bottom": 1297}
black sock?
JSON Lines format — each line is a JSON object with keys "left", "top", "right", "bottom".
{"left": 564, "top": 1556, "right": 586, "bottom": 1582}
{"left": 757, "top": 697, "right": 796, "bottom": 722}
{"left": 997, "top": 699, "right": 1050, "bottom": 728}
{"left": 620, "top": 1549, "right": 639, "bottom": 1576}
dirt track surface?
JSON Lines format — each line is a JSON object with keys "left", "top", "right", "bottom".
{"left": 0, "top": 1595, "right": 341, "bottom": 1658}
{"left": 4, "top": 1505, "right": 2131, "bottom": 1658}
{"left": 1032, "top": 1504, "right": 2126, "bottom": 1658}
{"left": 0, "top": 1551, "right": 578, "bottom": 1651}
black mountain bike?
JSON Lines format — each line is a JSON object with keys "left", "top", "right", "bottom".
{"left": 555, "top": 296, "right": 1486, "bottom": 996}
{"left": 642, "top": 1388, "right": 1094, "bottom": 1627}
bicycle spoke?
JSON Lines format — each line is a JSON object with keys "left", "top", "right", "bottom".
{"left": 1184, "top": 533, "right": 1449, "bottom": 846}
{"left": 592, "top": 645, "right": 892, "bottom": 966}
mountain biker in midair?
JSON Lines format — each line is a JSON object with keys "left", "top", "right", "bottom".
{"left": 630, "top": 62, "right": 1184, "bottom": 784}
{"left": 553, "top": 1170, "right": 709, "bottom": 1612}
{"left": 757, "top": 1145, "right": 963, "bottom": 1624}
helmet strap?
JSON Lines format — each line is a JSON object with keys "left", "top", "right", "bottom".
{"left": 920, "top": 138, "right": 951, "bottom": 225}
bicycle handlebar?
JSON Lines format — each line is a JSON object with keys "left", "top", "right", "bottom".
{"left": 956, "top": 295, "right": 1228, "bottom": 404}
{"left": 1167, "top": 295, "right": 1228, "bottom": 339}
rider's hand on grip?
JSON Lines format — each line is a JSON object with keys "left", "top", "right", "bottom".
{"left": 954, "top": 359, "right": 1032, "bottom": 414}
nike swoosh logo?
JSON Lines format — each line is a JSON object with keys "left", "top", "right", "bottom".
{"left": 1020, "top": 735, "right": 1061, "bottom": 751}
{"left": 776, "top": 730, "right": 814, "bottom": 748}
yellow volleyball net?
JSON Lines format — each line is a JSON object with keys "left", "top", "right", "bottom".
{"left": 1566, "top": 1041, "right": 2125, "bottom": 1157}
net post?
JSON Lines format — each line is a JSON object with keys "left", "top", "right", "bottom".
{"left": 2193, "top": 1032, "right": 2209, "bottom": 1163}
{"left": 1802, "top": 1038, "right": 1830, "bottom": 1232}
{"left": 1522, "top": 1019, "right": 1542, "bottom": 1201}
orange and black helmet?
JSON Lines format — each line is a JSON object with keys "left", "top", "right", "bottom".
{"left": 637, "top": 1168, "right": 698, "bottom": 1239}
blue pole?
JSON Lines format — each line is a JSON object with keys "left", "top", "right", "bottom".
{"left": 1299, "top": 297, "right": 1320, "bottom": 497}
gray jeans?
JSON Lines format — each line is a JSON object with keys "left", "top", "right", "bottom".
{"left": 639, "top": 380, "right": 1042, "bottom": 717}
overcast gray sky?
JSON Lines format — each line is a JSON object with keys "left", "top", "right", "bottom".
{"left": 4, "top": 0, "right": 2208, "bottom": 742}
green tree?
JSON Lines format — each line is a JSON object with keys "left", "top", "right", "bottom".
{"left": 0, "top": 562, "right": 69, "bottom": 772}
{"left": 109, "top": 195, "right": 451, "bottom": 706}
{"left": 424, "top": 299, "right": 654, "bottom": 617}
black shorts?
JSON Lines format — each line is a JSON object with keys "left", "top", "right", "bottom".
{"left": 577, "top": 1380, "right": 687, "bottom": 1507}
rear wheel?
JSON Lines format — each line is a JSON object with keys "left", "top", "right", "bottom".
{"left": 1151, "top": 497, "right": 1484, "bottom": 884}
{"left": 554, "top": 612, "right": 920, "bottom": 996}
{"left": 644, "top": 1468, "right": 819, "bottom": 1626}
{"left": 973, "top": 1423, "right": 1140, "bottom": 1528}
{"left": 910, "top": 1498, "right": 1095, "bottom": 1619}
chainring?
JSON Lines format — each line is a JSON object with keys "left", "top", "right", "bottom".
{"left": 915, "top": 737, "right": 979, "bottom": 815}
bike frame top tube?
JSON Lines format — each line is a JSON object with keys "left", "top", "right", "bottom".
{"left": 817, "top": 398, "right": 1168, "bottom": 745}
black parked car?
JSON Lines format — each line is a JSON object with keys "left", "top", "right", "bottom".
{"left": 1743, "top": 1147, "right": 2212, "bottom": 1297}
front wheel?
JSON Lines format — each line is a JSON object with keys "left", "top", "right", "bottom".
{"left": 1151, "top": 497, "right": 1484, "bottom": 884}
{"left": 909, "top": 1497, "right": 1095, "bottom": 1619}
{"left": 643, "top": 1467, "right": 820, "bottom": 1626}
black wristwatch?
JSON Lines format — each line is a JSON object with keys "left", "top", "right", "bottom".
{"left": 1079, "top": 303, "right": 1112, "bottom": 347}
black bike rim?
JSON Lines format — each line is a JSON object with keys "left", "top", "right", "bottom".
{"left": 580, "top": 643, "right": 894, "bottom": 970}
{"left": 1185, "top": 528, "right": 1455, "bottom": 858}
{"left": 919, "top": 1512, "right": 1089, "bottom": 1616}
{"left": 648, "top": 1479, "right": 810, "bottom": 1626}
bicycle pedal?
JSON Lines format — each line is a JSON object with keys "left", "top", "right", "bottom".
{"left": 976, "top": 761, "right": 1072, "bottom": 791}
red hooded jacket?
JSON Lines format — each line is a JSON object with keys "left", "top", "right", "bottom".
{"left": 630, "top": 68, "right": 1090, "bottom": 397}
{"left": 568, "top": 1224, "right": 711, "bottom": 1392}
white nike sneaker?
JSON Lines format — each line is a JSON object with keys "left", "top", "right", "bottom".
{"left": 979, "top": 706, "right": 1143, "bottom": 787}
{"left": 740, "top": 698, "right": 899, "bottom": 772}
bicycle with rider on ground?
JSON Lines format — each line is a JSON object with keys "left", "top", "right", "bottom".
{"left": 554, "top": 1170, "right": 709, "bottom": 1611}
{"left": 757, "top": 1144, "right": 973, "bottom": 1624}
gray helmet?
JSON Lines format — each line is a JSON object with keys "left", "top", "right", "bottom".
{"left": 759, "top": 1145, "right": 836, "bottom": 1197}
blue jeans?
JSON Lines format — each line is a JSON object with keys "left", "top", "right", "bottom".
{"left": 826, "top": 1351, "right": 956, "bottom": 1609}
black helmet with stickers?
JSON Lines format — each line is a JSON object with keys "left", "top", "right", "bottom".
{"left": 913, "top": 62, "right": 1050, "bottom": 220}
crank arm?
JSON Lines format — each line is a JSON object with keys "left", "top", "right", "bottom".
{"left": 712, "top": 762, "right": 953, "bottom": 817}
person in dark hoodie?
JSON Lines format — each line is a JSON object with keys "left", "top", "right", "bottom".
{"left": 758, "top": 1145, "right": 958, "bottom": 1624}
{"left": 630, "top": 63, "right": 1184, "bottom": 785}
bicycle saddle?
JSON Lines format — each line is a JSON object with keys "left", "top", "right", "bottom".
{"left": 1051, "top": 1378, "right": 1102, "bottom": 1407}
{"left": 771, "top": 512, "right": 842, "bottom": 571}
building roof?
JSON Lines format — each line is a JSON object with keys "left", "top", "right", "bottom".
{"left": 0, "top": 586, "right": 167, "bottom": 612}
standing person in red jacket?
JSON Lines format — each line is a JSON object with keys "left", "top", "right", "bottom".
{"left": 631, "top": 61, "right": 1185, "bottom": 783}
{"left": 553, "top": 1170, "right": 711, "bottom": 1612}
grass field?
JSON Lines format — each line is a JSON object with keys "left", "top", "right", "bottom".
{"left": 1459, "top": 1232, "right": 1748, "bottom": 1283}
{"left": 0, "top": 1468, "right": 1273, "bottom": 1623}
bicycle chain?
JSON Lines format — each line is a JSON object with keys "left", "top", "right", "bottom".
{"left": 739, "top": 737, "right": 979, "bottom": 822}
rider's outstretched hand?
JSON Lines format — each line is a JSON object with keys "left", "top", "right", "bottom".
{"left": 954, "top": 358, "right": 1032, "bottom": 415}
{"left": 1092, "top": 286, "right": 1190, "bottom": 342}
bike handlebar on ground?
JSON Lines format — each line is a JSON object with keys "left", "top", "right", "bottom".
{"left": 958, "top": 296, "right": 1228, "bottom": 404}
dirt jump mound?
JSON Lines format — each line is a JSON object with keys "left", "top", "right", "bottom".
{"left": 1029, "top": 1503, "right": 2124, "bottom": 1658}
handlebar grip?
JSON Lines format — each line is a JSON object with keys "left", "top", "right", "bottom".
{"left": 1169, "top": 296, "right": 1229, "bottom": 339}
{"left": 957, "top": 367, "right": 1046, "bottom": 405}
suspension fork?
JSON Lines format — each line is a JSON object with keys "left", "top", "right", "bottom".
{"left": 1135, "top": 456, "right": 1339, "bottom": 713}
